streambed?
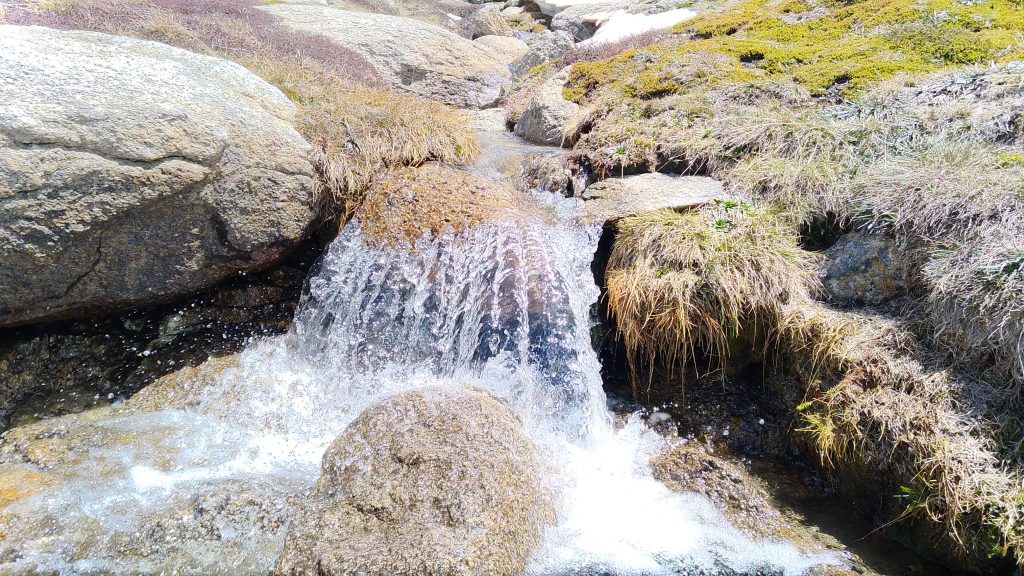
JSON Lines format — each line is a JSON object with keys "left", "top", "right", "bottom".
{"left": 0, "top": 114, "right": 940, "bottom": 576}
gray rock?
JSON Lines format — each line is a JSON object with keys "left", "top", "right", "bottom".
{"left": 824, "top": 232, "right": 908, "bottom": 306}
{"left": 275, "top": 386, "right": 555, "bottom": 576}
{"left": 262, "top": 5, "right": 512, "bottom": 108}
{"left": 579, "top": 173, "right": 724, "bottom": 222}
{"left": 510, "top": 29, "right": 575, "bottom": 78}
{"left": 514, "top": 67, "right": 580, "bottom": 146}
{"left": 475, "top": 35, "right": 529, "bottom": 65}
{"left": 517, "top": 152, "right": 572, "bottom": 195}
{"left": 0, "top": 26, "right": 317, "bottom": 328}
{"left": 466, "top": 3, "right": 514, "bottom": 37}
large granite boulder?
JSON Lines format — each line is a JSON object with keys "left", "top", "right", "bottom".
{"left": 261, "top": 5, "right": 512, "bottom": 108}
{"left": 513, "top": 66, "right": 580, "bottom": 146}
{"left": 275, "top": 386, "right": 555, "bottom": 576}
{"left": 0, "top": 26, "right": 317, "bottom": 328}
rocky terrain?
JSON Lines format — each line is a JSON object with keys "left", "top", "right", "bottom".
{"left": 1, "top": 0, "right": 1023, "bottom": 574}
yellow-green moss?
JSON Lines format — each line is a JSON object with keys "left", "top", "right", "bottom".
{"left": 566, "top": 0, "right": 1024, "bottom": 102}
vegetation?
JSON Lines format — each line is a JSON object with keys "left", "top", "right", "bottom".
{"left": 0, "top": 0, "right": 480, "bottom": 222}
{"left": 605, "top": 201, "right": 819, "bottom": 398}
{"left": 558, "top": 0, "right": 1024, "bottom": 566}
{"left": 358, "top": 164, "right": 547, "bottom": 248}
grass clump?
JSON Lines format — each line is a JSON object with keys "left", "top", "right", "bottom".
{"left": 776, "top": 301, "right": 1024, "bottom": 567}
{"left": 0, "top": 0, "right": 480, "bottom": 223}
{"left": 605, "top": 200, "right": 820, "bottom": 398}
{"left": 357, "top": 164, "right": 547, "bottom": 248}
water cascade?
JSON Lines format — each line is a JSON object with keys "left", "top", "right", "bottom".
{"left": 0, "top": 132, "right": 840, "bottom": 574}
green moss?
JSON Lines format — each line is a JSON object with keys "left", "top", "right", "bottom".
{"left": 571, "top": 0, "right": 1024, "bottom": 103}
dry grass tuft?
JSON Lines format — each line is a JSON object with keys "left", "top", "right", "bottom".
{"left": 0, "top": 0, "right": 480, "bottom": 223}
{"left": 357, "top": 164, "right": 547, "bottom": 248}
{"left": 605, "top": 200, "right": 820, "bottom": 398}
{"left": 776, "top": 299, "right": 1024, "bottom": 563}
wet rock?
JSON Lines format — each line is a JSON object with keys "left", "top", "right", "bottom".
{"left": 0, "top": 243, "right": 317, "bottom": 429}
{"left": 517, "top": 152, "right": 572, "bottom": 195}
{"left": 510, "top": 30, "right": 575, "bottom": 79}
{"left": 262, "top": 5, "right": 512, "bottom": 108}
{"left": 475, "top": 35, "right": 529, "bottom": 65}
{"left": 275, "top": 386, "right": 554, "bottom": 576}
{"left": 514, "top": 67, "right": 581, "bottom": 146}
{"left": 823, "top": 232, "right": 908, "bottom": 306}
{"left": 579, "top": 173, "right": 724, "bottom": 222}
{"left": 0, "top": 26, "right": 317, "bottom": 328}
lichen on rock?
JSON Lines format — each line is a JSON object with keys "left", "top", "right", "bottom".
{"left": 274, "top": 385, "right": 555, "bottom": 576}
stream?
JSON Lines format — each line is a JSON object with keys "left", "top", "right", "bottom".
{"left": 0, "top": 111, "right": 844, "bottom": 575}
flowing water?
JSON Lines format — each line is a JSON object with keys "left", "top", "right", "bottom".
{"left": 0, "top": 119, "right": 841, "bottom": 575}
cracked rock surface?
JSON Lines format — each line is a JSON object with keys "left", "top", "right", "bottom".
{"left": 0, "top": 25, "right": 317, "bottom": 328}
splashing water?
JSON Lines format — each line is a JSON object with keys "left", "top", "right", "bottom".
{"left": 0, "top": 179, "right": 838, "bottom": 574}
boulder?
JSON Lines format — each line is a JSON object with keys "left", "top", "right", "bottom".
{"left": 517, "top": 152, "right": 572, "bottom": 195}
{"left": 823, "top": 232, "right": 908, "bottom": 306}
{"left": 275, "top": 386, "right": 554, "bottom": 576}
{"left": 579, "top": 173, "right": 724, "bottom": 222}
{"left": 475, "top": 35, "right": 530, "bottom": 65}
{"left": 0, "top": 26, "right": 316, "bottom": 328}
{"left": 466, "top": 3, "right": 514, "bottom": 38}
{"left": 513, "top": 67, "right": 580, "bottom": 146}
{"left": 510, "top": 29, "right": 575, "bottom": 79}
{"left": 261, "top": 5, "right": 512, "bottom": 108}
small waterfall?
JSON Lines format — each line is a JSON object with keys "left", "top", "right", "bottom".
{"left": 0, "top": 184, "right": 837, "bottom": 575}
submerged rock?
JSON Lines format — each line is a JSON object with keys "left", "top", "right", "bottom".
{"left": 579, "top": 173, "right": 724, "bottom": 222}
{"left": 262, "top": 5, "right": 512, "bottom": 108}
{"left": 823, "top": 232, "right": 908, "bottom": 306}
{"left": 513, "top": 67, "right": 581, "bottom": 146}
{"left": 275, "top": 386, "right": 555, "bottom": 576}
{"left": 0, "top": 26, "right": 317, "bottom": 328}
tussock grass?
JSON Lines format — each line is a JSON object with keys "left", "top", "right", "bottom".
{"left": 0, "top": 0, "right": 480, "bottom": 223}
{"left": 605, "top": 201, "right": 820, "bottom": 398}
{"left": 852, "top": 140, "right": 1024, "bottom": 241}
{"left": 777, "top": 300, "right": 1024, "bottom": 564}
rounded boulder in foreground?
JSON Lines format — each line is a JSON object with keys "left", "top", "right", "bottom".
{"left": 0, "top": 26, "right": 317, "bottom": 327}
{"left": 274, "top": 386, "right": 555, "bottom": 576}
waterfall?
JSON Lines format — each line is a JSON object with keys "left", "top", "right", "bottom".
{"left": 0, "top": 185, "right": 837, "bottom": 575}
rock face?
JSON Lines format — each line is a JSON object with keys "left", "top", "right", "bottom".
{"left": 823, "top": 232, "right": 908, "bottom": 306}
{"left": 511, "top": 30, "right": 575, "bottom": 79}
{"left": 0, "top": 26, "right": 316, "bottom": 328}
{"left": 475, "top": 35, "right": 529, "bottom": 66}
{"left": 262, "top": 5, "right": 512, "bottom": 108}
{"left": 514, "top": 67, "right": 580, "bottom": 146}
{"left": 275, "top": 386, "right": 554, "bottom": 576}
{"left": 579, "top": 173, "right": 724, "bottom": 222}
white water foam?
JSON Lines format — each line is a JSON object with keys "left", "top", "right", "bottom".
{"left": 0, "top": 190, "right": 839, "bottom": 575}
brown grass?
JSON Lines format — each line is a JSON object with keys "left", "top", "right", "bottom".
{"left": 357, "top": 164, "right": 548, "bottom": 248}
{"left": 605, "top": 201, "right": 820, "bottom": 398}
{"left": 775, "top": 299, "right": 1024, "bottom": 564}
{"left": 0, "top": 0, "right": 480, "bottom": 223}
